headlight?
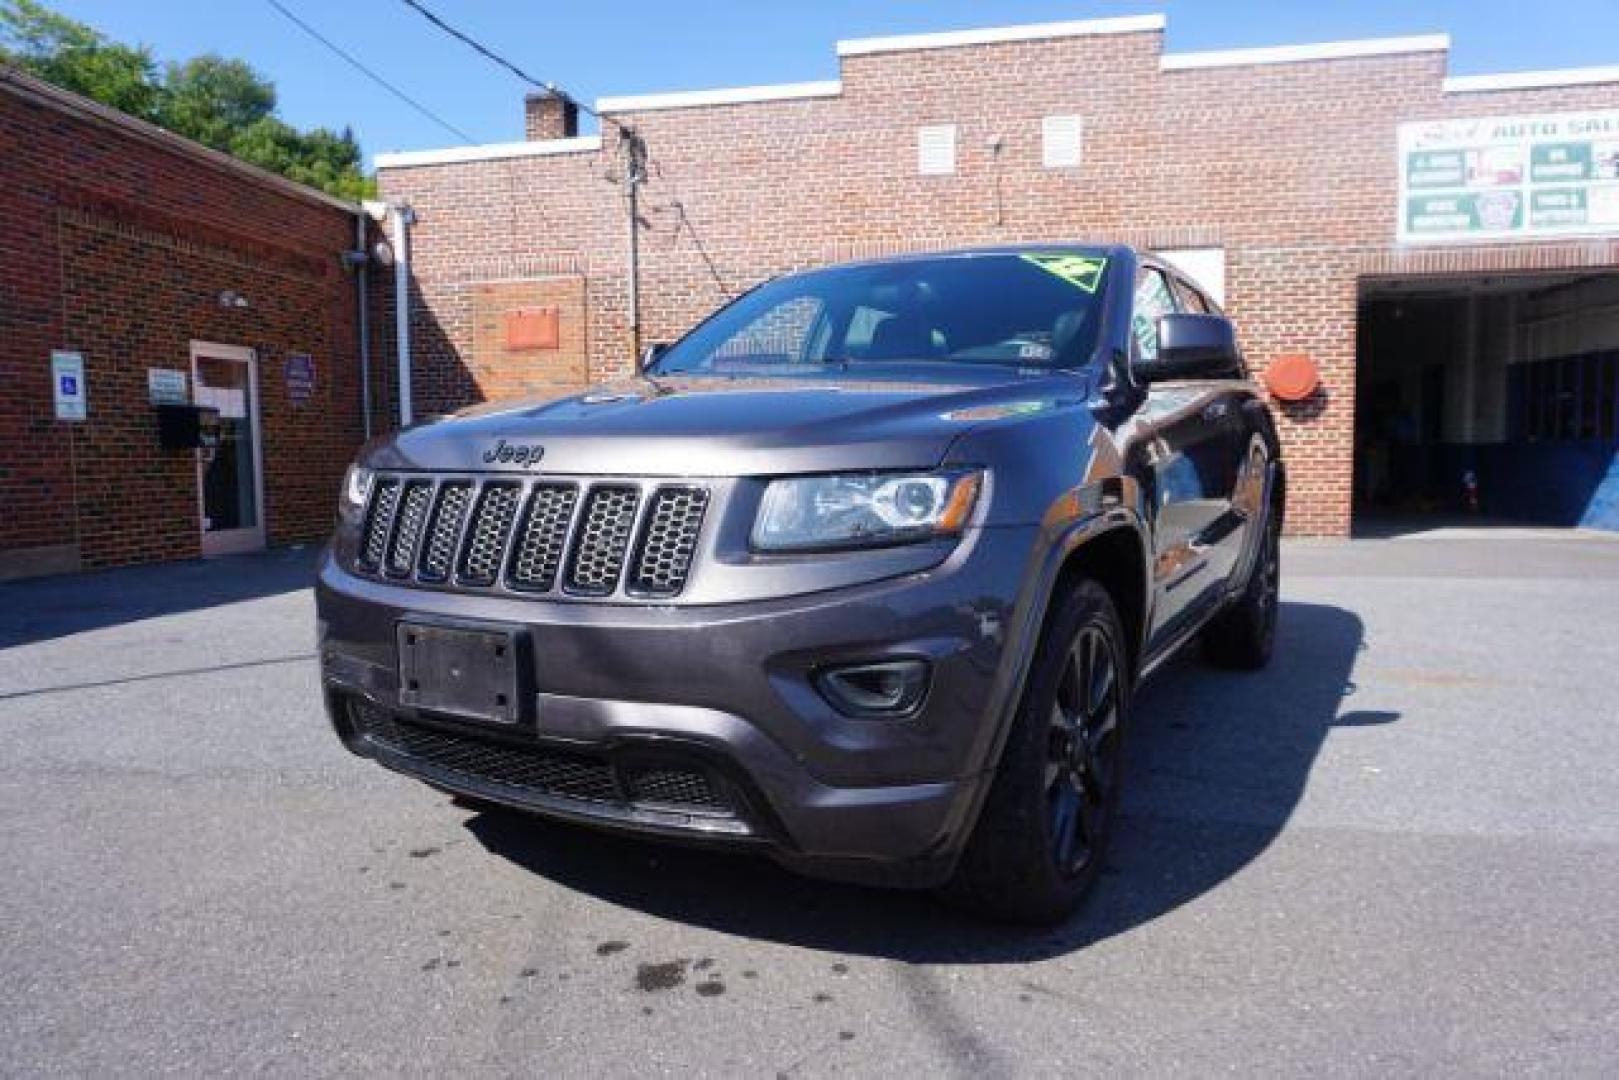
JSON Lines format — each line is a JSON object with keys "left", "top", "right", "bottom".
{"left": 752, "top": 470, "right": 984, "bottom": 552}
{"left": 339, "top": 464, "right": 374, "bottom": 526}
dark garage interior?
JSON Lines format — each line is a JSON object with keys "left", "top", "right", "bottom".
{"left": 1355, "top": 272, "right": 1619, "bottom": 533}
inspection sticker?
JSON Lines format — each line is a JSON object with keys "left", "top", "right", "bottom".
{"left": 1019, "top": 253, "right": 1108, "bottom": 293}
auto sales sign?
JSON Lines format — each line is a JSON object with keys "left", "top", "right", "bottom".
{"left": 1398, "top": 109, "right": 1619, "bottom": 244}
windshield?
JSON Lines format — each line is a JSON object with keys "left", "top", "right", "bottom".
{"left": 651, "top": 251, "right": 1113, "bottom": 376}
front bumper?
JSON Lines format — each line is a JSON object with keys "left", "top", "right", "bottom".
{"left": 316, "top": 526, "right": 1038, "bottom": 887}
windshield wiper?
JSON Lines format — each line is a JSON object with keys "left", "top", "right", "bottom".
{"left": 830, "top": 357, "right": 1058, "bottom": 374}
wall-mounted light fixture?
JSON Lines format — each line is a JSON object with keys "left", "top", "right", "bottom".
{"left": 217, "top": 290, "right": 249, "bottom": 309}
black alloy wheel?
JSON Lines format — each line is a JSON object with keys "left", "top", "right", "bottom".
{"left": 1045, "top": 623, "right": 1122, "bottom": 877}
{"left": 945, "top": 578, "right": 1132, "bottom": 924}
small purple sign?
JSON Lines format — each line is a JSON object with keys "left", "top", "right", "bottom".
{"left": 285, "top": 352, "right": 316, "bottom": 407}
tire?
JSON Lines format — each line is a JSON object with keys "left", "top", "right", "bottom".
{"left": 1201, "top": 501, "right": 1281, "bottom": 670}
{"left": 944, "top": 579, "right": 1131, "bottom": 925}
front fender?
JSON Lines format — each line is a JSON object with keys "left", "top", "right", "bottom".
{"left": 933, "top": 498, "right": 1150, "bottom": 874}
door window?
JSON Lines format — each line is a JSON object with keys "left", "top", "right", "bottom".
{"left": 1132, "top": 267, "right": 1179, "bottom": 361}
{"left": 192, "top": 346, "right": 264, "bottom": 556}
{"left": 195, "top": 356, "right": 258, "bottom": 534}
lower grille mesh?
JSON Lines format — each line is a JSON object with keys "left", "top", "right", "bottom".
{"left": 624, "top": 768, "right": 730, "bottom": 812}
{"left": 350, "top": 703, "right": 737, "bottom": 819}
{"left": 355, "top": 704, "right": 619, "bottom": 803}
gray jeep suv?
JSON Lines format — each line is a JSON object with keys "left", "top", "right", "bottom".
{"left": 317, "top": 246, "right": 1283, "bottom": 923}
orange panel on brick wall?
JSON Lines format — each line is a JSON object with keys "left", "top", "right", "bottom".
{"left": 505, "top": 307, "right": 560, "bottom": 350}
{"left": 470, "top": 277, "right": 589, "bottom": 403}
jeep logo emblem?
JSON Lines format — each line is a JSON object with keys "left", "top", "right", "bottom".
{"left": 482, "top": 439, "right": 544, "bottom": 468}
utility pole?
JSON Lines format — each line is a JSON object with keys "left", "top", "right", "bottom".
{"left": 623, "top": 130, "right": 648, "bottom": 359}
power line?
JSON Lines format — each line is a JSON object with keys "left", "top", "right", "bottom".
{"left": 398, "top": 0, "right": 663, "bottom": 350}
{"left": 651, "top": 154, "right": 729, "bottom": 299}
{"left": 395, "top": 0, "right": 732, "bottom": 340}
{"left": 264, "top": 0, "right": 475, "bottom": 144}
{"left": 675, "top": 200, "right": 731, "bottom": 300}
{"left": 396, "top": 0, "right": 628, "bottom": 138}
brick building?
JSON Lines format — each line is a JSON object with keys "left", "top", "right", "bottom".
{"left": 376, "top": 13, "right": 1619, "bottom": 536}
{"left": 0, "top": 67, "right": 379, "bottom": 579}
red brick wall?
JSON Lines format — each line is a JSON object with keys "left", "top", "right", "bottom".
{"left": 0, "top": 77, "right": 366, "bottom": 573}
{"left": 378, "top": 26, "right": 1619, "bottom": 536}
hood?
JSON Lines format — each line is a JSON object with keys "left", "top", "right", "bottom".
{"left": 367, "top": 369, "right": 1089, "bottom": 477}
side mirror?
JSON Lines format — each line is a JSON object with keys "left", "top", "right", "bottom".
{"left": 1135, "top": 314, "right": 1242, "bottom": 382}
{"left": 638, "top": 342, "right": 669, "bottom": 371}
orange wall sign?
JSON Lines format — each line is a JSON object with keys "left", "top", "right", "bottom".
{"left": 1264, "top": 353, "right": 1319, "bottom": 401}
{"left": 505, "top": 307, "right": 560, "bottom": 350}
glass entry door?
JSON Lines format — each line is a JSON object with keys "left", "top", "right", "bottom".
{"left": 192, "top": 343, "right": 265, "bottom": 556}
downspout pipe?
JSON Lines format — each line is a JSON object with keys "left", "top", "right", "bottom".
{"left": 354, "top": 209, "right": 372, "bottom": 440}
{"left": 389, "top": 203, "right": 416, "bottom": 427}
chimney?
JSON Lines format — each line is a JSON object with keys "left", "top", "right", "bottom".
{"left": 524, "top": 92, "right": 579, "bottom": 141}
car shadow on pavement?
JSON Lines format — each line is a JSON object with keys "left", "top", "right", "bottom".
{"left": 0, "top": 546, "right": 319, "bottom": 649}
{"left": 467, "top": 599, "right": 1380, "bottom": 961}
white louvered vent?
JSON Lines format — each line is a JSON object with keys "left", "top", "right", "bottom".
{"left": 917, "top": 125, "right": 956, "bottom": 175}
{"left": 1042, "top": 115, "right": 1084, "bottom": 169}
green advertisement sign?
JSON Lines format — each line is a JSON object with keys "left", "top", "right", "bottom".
{"left": 1407, "top": 150, "right": 1468, "bottom": 189}
{"left": 1531, "top": 142, "right": 1592, "bottom": 183}
{"left": 1531, "top": 188, "right": 1588, "bottom": 228}
{"left": 1406, "top": 192, "right": 1525, "bottom": 235}
{"left": 1398, "top": 110, "right": 1619, "bottom": 244}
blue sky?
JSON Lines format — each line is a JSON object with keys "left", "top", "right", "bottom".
{"left": 46, "top": 1, "right": 1619, "bottom": 164}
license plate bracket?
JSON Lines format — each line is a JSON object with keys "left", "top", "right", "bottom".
{"left": 397, "top": 621, "right": 526, "bottom": 725}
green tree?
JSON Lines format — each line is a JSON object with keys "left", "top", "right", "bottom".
{"left": 159, "top": 55, "right": 277, "bottom": 149}
{"left": 0, "top": 1, "right": 375, "bottom": 199}
{"left": 0, "top": 0, "right": 158, "bottom": 118}
{"left": 229, "top": 114, "right": 374, "bottom": 201}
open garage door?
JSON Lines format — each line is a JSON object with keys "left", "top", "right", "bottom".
{"left": 1354, "top": 272, "right": 1619, "bottom": 535}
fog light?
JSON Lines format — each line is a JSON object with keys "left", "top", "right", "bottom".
{"left": 816, "top": 659, "right": 930, "bottom": 718}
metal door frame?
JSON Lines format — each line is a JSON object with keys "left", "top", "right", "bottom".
{"left": 190, "top": 341, "right": 266, "bottom": 556}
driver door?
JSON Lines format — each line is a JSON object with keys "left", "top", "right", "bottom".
{"left": 1132, "top": 267, "right": 1241, "bottom": 651}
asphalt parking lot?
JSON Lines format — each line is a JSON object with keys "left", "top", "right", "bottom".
{"left": 3, "top": 534, "right": 1617, "bottom": 1076}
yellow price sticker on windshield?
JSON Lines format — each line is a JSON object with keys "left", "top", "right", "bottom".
{"left": 1020, "top": 253, "right": 1108, "bottom": 294}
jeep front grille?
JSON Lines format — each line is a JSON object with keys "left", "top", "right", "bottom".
{"left": 509, "top": 484, "right": 578, "bottom": 592}
{"left": 632, "top": 486, "right": 710, "bottom": 597}
{"left": 419, "top": 482, "right": 471, "bottom": 582}
{"left": 460, "top": 483, "right": 521, "bottom": 586}
{"left": 386, "top": 481, "right": 434, "bottom": 577}
{"left": 566, "top": 486, "right": 640, "bottom": 596}
{"left": 359, "top": 479, "right": 401, "bottom": 570}
{"left": 354, "top": 473, "right": 710, "bottom": 600}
